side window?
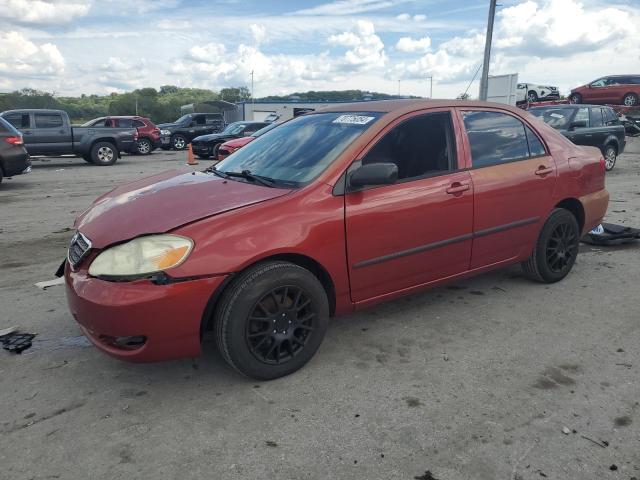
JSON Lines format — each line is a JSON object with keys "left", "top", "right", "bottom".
{"left": 574, "top": 108, "right": 590, "bottom": 127}
{"left": 629, "top": 76, "right": 640, "bottom": 85}
{"left": 590, "top": 78, "right": 606, "bottom": 87}
{"left": 603, "top": 108, "right": 619, "bottom": 126}
{"left": 461, "top": 111, "right": 529, "bottom": 167}
{"left": 194, "top": 115, "right": 206, "bottom": 126}
{"left": 589, "top": 108, "right": 604, "bottom": 128}
{"left": 133, "top": 120, "right": 145, "bottom": 128}
{"left": 4, "top": 113, "right": 31, "bottom": 129}
{"left": 117, "top": 119, "right": 133, "bottom": 128}
{"left": 205, "top": 115, "right": 220, "bottom": 125}
{"left": 34, "top": 113, "right": 63, "bottom": 128}
{"left": 362, "top": 111, "right": 456, "bottom": 181}
{"left": 525, "top": 126, "right": 546, "bottom": 157}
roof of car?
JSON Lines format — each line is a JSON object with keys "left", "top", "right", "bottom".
{"left": 529, "top": 104, "right": 612, "bottom": 110}
{"left": 315, "top": 99, "right": 529, "bottom": 115}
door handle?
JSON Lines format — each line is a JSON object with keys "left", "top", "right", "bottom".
{"left": 23, "top": 131, "right": 32, "bottom": 135}
{"left": 446, "top": 182, "right": 470, "bottom": 194}
{"left": 535, "top": 166, "right": 553, "bottom": 176}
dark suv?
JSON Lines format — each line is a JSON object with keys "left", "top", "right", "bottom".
{"left": 157, "top": 113, "right": 225, "bottom": 150}
{"left": 0, "top": 116, "right": 30, "bottom": 184}
{"left": 529, "top": 104, "right": 626, "bottom": 170}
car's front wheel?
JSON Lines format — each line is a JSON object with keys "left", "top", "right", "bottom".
{"left": 527, "top": 90, "right": 539, "bottom": 103}
{"left": 136, "top": 138, "right": 152, "bottom": 155}
{"left": 569, "top": 93, "right": 582, "bottom": 104}
{"left": 214, "top": 261, "right": 329, "bottom": 380}
{"left": 623, "top": 93, "right": 638, "bottom": 107}
{"left": 603, "top": 144, "right": 617, "bottom": 171}
{"left": 521, "top": 208, "right": 579, "bottom": 283}
{"left": 172, "top": 134, "right": 187, "bottom": 150}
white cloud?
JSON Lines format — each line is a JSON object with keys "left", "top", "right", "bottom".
{"left": 396, "top": 36, "right": 431, "bottom": 53}
{"left": 0, "top": 0, "right": 91, "bottom": 24}
{"left": 328, "top": 20, "right": 386, "bottom": 70}
{"left": 250, "top": 23, "right": 267, "bottom": 44}
{"left": 0, "top": 31, "right": 65, "bottom": 78}
{"left": 93, "top": 56, "right": 148, "bottom": 90}
{"left": 413, "top": 14, "right": 426, "bottom": 21}
{"left": 294, "top": 0, "right": 409, "bottom": 16}
{"left": 187, "top": 43, "right": 227, "bottom": 63}
{"left": 396, "top": 13, "right": 410, "bottom": 21}
{"left": 156, "top": 19, "right": 191, "bottom": 30}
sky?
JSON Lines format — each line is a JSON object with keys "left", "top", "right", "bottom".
{"left": 0, "top": 0, "right": 639, "bottom": 99}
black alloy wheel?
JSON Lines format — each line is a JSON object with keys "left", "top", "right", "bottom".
{"left": 545, "top": 222, "right": 578, "bottom": 275}
{"left": 246, "top": 286, "right": 316, "bottom": 365}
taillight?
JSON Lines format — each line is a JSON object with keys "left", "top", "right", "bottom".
{"left": 4, "top": 136, "right": 23, "bottom": 145}
{"left": 134, "top": 131, "right": 139, "bottom": 141}
{"left": 599, "top": 156, "right": 605, "bottom": 172}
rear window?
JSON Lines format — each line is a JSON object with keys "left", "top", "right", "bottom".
{"left": 133, "top": 120, "right": 145, "bottom": 128}
{"left": 3, "top": 113, "right": 31, "bottom": 129}
{"left": 34, "top": 113, "right": 63, "bottom": 128}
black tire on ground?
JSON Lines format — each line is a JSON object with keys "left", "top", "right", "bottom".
{"left": 160, "top": 146, "right": 171, "bottom": 151}
{"left": 521, "top": 208, "right": 579, "bottom": 283}
{"left": 623, "top": 93, "right": 638, "bottom": 107}
{"left": 90, "top": 141, "right": 118, "bottom": 166}
{"left": 214, "top": 261, "right": 329, "bottom": 380}
{"left": 603, "top": 144, "right": 617, "bottom": 171}
{"left": 527, "top": 90, "right": 539, "bottom": 103}
{"left": 569, "top": 93, "right": 582, "bottom": 104}
{"left": 82, "top": 154, "right": 93, "bottom": 164}
{"left": 136, "top": 138, "right": 152, "bottom": 155}
{"left": 172, "top": 134, "right": 187, "bottom": 150}
{"left": 212, "top": 143, "right": 221, "bottom": 159}
{"left": 197, "top": 154, "right": 211, "bottom": 159}
{"left": 0, "top": 166, "right": 3, "bottom": 184}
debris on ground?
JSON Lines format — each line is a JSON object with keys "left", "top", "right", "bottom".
{"left": 1, "top": 330, "right": 37, "bottom": 354}
{"left": 580, "top": 435, "right": 609, "bottom": 448}
{"left": 581, "top": 223, "right": 640, "bottom": 246}
{"left": 562, "top": 426, "right": 572, "bottom": 435}
{"left": 0, "top": 326, "right": 18, "bottom": 338}
{"left": 34, "top": 277, "right": 65, "bottom": 290}
{"left": 414, "top": 471, "right": 439, "bottom": 480}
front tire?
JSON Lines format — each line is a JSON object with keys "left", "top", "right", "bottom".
{"left": 623, "top": 93, "right": 638, "bottom": 107}
{"left": 522, "top": 209, "right": 579, "bottom": 283}
{"left": 603, "top": 144, "right": 617, "bottom": 171}
{"left": 136, "top": 138, "right": 152, "bottom": 155}
{"left": 172, "top": 134, "right": 187, "bottom": 150}
{"left": 90, "top": 142, "right": 117, "bottom": 166}
{"left": 214, "top": 261, "right": 329, "bottom": 380}
{"left": 569, "top": 93, "right": 582, "bottom": 104}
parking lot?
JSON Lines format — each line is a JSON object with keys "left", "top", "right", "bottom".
{"left": 1, "top": 141, "right": 638, "bottom": 479}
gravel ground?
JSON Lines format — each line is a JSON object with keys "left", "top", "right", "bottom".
{"left": 0, "top": 140, "right": 638, "bottom": 480}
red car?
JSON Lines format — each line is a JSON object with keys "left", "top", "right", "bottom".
{"left": 570, "top": 75, "right": 640, "bottom": 106}
{"left": 64, "top": 100, "right": 608, "bottom": 379}
{"left": 216, "top": 122, "right": 280, "bottom": 161}
{"left": 82, "top": 116, "right": 161, "bottom": 155}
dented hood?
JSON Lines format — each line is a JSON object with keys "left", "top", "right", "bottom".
{"left": 75, "top": 170, "right": 291, "bottom": 248}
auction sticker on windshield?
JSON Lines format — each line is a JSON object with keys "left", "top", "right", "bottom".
{"left": 333, "top": 114, "right": 376, "bottom": 125}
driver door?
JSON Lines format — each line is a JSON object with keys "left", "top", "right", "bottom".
{"left": 344, "top": 109, "right": 473, "bottom": 303}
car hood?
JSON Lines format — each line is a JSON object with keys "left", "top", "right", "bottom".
{"left": 222, "top": 136, "right": 255, "bottom": 148}
{"left": 193, "top": 133, "right": 233, "bottom": 142}
{"left": 75, "top": 170, "right": 291, "bottom": 249}
{"left": 156, "top": 122, "right": 179, "bottom": 130}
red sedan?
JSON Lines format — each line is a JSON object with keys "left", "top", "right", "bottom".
{"left": 64, "top": 100, "right": 608, "bottom": 379}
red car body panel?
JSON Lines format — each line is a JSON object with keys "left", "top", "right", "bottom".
{"left": 104, "top": 116, "right": 161, "bottom": 144}
{"left": 217, "top": 136, "right": 254, "bottom": 160}
{"left": 65, "top": 100, "right": 609, "bottom": 363}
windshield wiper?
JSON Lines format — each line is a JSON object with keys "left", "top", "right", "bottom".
{"left": 222, "top": 170, "right": 276, "bottom": 188}
{"left": 206, "top": 166, "right": 229, "bottom": 178}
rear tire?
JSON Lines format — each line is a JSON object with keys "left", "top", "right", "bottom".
{"left": 603, "top": 144, "right": 617, "bottom": 171}
{"left": 90, "top": 142, "right": 117, "bottom": 166}
{"left": 522, "top": 208, "right": 579, "bottom": 283}
{"left": 136, "top": 138, "right": 152, "bottom": 155}
{"left": 214, "top": 261, "right": 329, "bottom": 380}
{"left": 623, "top": 93, "right": 638, "bottom": 107}
{"left": 569, "top": 93, "right": 582, "bottom": 104}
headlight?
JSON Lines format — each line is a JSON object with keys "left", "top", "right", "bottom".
{"left": 88, "top": 235, "right": 193, "bottom": 278}
{"left": 160, "top": 129, "right": 171, "bottom": 135}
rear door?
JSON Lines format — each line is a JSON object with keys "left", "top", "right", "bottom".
{"left": 345, "top": 109, "right": 474, "bottom": 303}
{"left": 33, "top": 112, "right": 72, "bottom": 154}
{"left": 204, "top": 114, "right": 223, "bottom": 134}
{"left": 459, "top": 109, "right": 557, "bottom": 269}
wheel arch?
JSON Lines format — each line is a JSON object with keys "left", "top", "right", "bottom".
{"left": 199, "top": 253, "right": 337, "bottom": 337}
{"left": 89, "top": 137, "right": 118, "bottom": 153}
{"left": 555, "top": 198, "right": 585, "bottom": 233}
{"left": 603, "top": 137, "right": 619, "bottom": 153}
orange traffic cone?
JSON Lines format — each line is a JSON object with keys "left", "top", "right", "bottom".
{"left": 186, "top": 143, "right": 198, "bottom": 166}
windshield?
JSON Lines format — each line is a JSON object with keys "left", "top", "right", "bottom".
{"left": 252, "top": 122, "right": 279, "bottom": 138}
{"left": 175, "top": 114, "right": 191, "bottom": 125}
{"left": 223, "top": 123, "right": 246, "bottom": 135}
{"left": 529, "top": 108, "right": 575, "bottom": 130}
{"left": 215, "top": 112, "right": 382, "bottom": 187}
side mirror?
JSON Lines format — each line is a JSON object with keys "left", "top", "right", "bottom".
{"left": 349, "top": 163, "right": 398, "bottom": 188}
{"left": 570, "top": 120, "right": 587, "bottom": 130}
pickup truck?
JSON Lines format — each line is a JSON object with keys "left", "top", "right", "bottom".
{"left": 0, "top": 109, "right": 137, "bottom": 165}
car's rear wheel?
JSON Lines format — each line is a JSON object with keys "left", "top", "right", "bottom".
{"left": 603, "top": 144, "right": 617, "bottom": 171}
{"left": 136, "top": 138, "right": 152, "bottom": 155}
{"left": 527, "top": 90, "right": 539, "bottom": 103}
{"left": 214, "top": 261, "right": 329, "bottom": 380}
{"left": 522, "top": 208, "right": 579, "bottom": 283}
{"left": 172, "top": 134, "right": 187, "bottom": 150}
{"left": 90, "top": 142, "right": 117, "bottom": 166}
{"left": 623, "top": 93, "right": 638, "bottom": 107}
{"left": 569, "top": 93, "right": 582, "bottom": 104}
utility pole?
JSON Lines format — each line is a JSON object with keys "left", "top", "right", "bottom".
{"left": 426, "top": 75, "right": 433, "bottom": 99}
{"left": 135, "top": 97, "right": 138, "bottom": 115}
{"left": 398, "top": 79, "right": 401, "bottom": 96}
{"left": 250, "top": 70, "right": 254, "bottom": 103}
{"left": 478, "top": 0, "right": 497, "bottom": 101}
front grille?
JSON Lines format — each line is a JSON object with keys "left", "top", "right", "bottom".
{"left": 68, "top": 232, "right": 92, "bottom": 268}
